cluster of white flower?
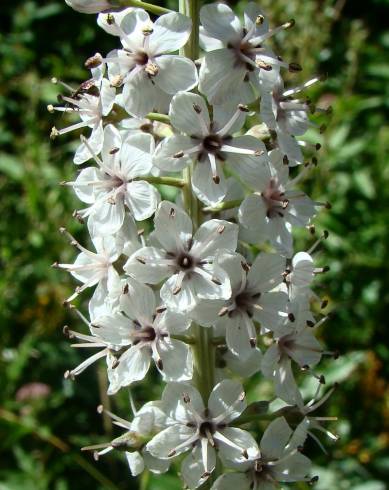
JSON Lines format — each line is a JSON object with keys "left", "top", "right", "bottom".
{"left": 52, "top": 1, "right": 338, "bottom": 488}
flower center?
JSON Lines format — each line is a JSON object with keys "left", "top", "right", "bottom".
{"left": 134, "top": 50, "right": 149, "bottom": 66}
{"left": 261, "top": 179, "right": 288, "bottom": 218}
{"left": 176, "top": 253, "right": 195, "bottom": 270}
{"left": 202, "top": 134, "right": 223, "bottom": 153}
{"left": 199, "top": 420, "right": 216, "bottom": 438}
{"left": 133, "top": 326, "right": 156, "bottom": 345}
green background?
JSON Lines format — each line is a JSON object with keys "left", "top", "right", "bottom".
{"left": 0, "top": 0, "right": 388, "bottom": 488}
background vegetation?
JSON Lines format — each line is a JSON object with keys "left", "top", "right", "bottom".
{"left": 0, "top": 0, "right": 388, "bottom": 489}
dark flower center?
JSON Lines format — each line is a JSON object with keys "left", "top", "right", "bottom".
{"left": 203, "top": 134, "right": 223, "bottom": 153}
{"left": 134, "top": 51, "right": 149, "bottom": 65}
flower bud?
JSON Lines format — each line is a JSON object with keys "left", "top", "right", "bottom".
{"left": 64, "top": 0, "right": 117, "bottom": 13}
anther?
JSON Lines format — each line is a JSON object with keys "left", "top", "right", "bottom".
{"left": 50, "top": 127, "right": 59, "bottom": 140}
{"left": 242, "top": 449, "right": 249, "bottom": 459}
{"left": 167, "top": 449, "right": 176, "bottom": 457}
{"left": 109, "top": 147, "right": 120, "bottom": 155}
{"left": 106, "top": 13, "right": 115, "bottom": 24}
{"left": 256, "top": 60, "right": 272, "bottom": 71}
{"left": 97, "top": 404, "right": 104, "bottom": 414}
{"left": 213, "top": 175, "right": 220, "bottom": 184}
{"left": 241, "top": 261, "right": 250, "bottom": 272}
{"left": 173, "top": 150, "right": 184, "bottom": 158}
{"left": 238, "top": 104, "right": 250, "bottom": 112}
{"left": 285, "top": 19, "right": 295, "bottom": 29}
{"left": 169, "top": 207, "right": 176, "bottom": 217}
{"left": 212, "top": 277, "right": 222, "bottom": 285}
{"left": 306, "top": 320, "right": 315, "bottom": 327}
{"left": 319, "top": 375, "right": 326, "bottom": 384}
{"left": 157, "top": 359, "right": 163, "bottom": 370}
{"left": 288, "top": 313, "right": 295, "bottom": 322}
{"left": 136, "top": 256, "right": 146, "bottom": 264}
{"left": 283, "top": 155, "right": 289, "bottom": 165}
{"left": 249, "top": 338, "right": 256, "bottom": 348}
{"left": 156, "top": 306, "right": 167, "bottom": 313}
{"left": 123, "top": 283, "right": 129, "bottom": 294}
{"left": 289, "top": 62, "right": 302, "bottom": 72}
{"left": 182, "top": 392, "right": 191, "bottom": 403}
{"left": 325, "top": 201, "right": 332, "bottom": 209}
{"left": 63, "top": 325, "right": 71, "bottom": 337}
{"left": 47, "top": 104, "right": 54, "bottom": 113}
{"left": 172, "top": 286, "right": 182, "bottom": 295}
{"left": 217, "top": 225, "right": 225, "bottom": 234}
{"left": 321, "top": 299, "right": 328, "bottom": 309}
{"left": 218, "top": 306, "right": 229, "bottom": 317}
{"left": 309, "top": 476, "right": 319, "bottom": 485}
{"left": 193, "top": 104, "right": 202, "bottom": 114}
{"left": 85, "top": 53, "right": 103, "bottom": 69}
{"left": 255, "top": 14, "right": 265, "bottom": 25}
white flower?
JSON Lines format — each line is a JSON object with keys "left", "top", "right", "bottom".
{"left": 63, "top": 278, "right": 193, "bottom": 390}
{"left": 124, "top": 201, "right": 238, "bottom": 311}
{"left": 147, "top": 380, "right": 259, "bottom": 489}
{"left": 105, "top": 9, "right": 198, "bottom": 117}
{"left": 50, "top": 70, "right": 116, "bottom": 164}
{"left": 153, "top": 92, "right": 266, "bottom": 205}
{"left": 106, "top": 278, "right": 193, "bottom": 393}
{"left": 65, "top": 0, "right": 116, "bottom": 14}
{"left": 239, "top": 149, "right": 316, "bottom": 257}
{"left": 212, "top": 417, "right": 312, "bottom": 490}
{"left": 191, "top": 252, "right": 288, "bottom": 360}
{"left": 98, "top": 8, "right": 134, "bottom": 35}
{"left": 280, "top": 385, "right": 339, "bottom": 452}
{"left": 85, "top": 401, "right": 170, "bottom": 476}
{"left": 69, "top": 124, "right": 159, "bottom": 234}
{"left": 199, "top": 2, "right": 298, "bottom": 105}
{"left": 261, "top": 319, "right": 326, "bottom": 405}
{"left": 260, "top": 75, "right": 322, "bottom": 166}
{"left": 54, "top": 225, "right": 120, "bottom": 304}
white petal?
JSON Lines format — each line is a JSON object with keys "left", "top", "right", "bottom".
{"left": 125, "top": 451, "right": 144, "bottom": 476}
{"left": 125, "top": 181, "right": 159, "bottom": 221}
{"left": 157, "top": 309, "right": 191, "bottom": 334}
{"left": 190, "top": 299, "right": 224, "bottom": 327}
{"left": 217, "top": 427, "right": 259, "bottom": 462}
{"left": 212, "top": 472, "right": 251, "bottom": 490}
{"left": 90, "top": 199, "right": 125, "bottom": 236}
{"left": 154, "top": 201, "right": 192, "bottom": 253}
{"left": 192, "top": 159, "right": 227, "bottom": 206}
{"left": 199, "top": 49, "right": 247, "bottom": 105}
{"left": 224, "top": 347, "right": 262, "bottom": 377}
{"left": 160, "top": 274, "right": 197, "bottom": 311}
{"left": 273, "top": 452, "right": 312, "bottom": 482}
{"left": 119, "top": 9, "right": 150, "bottom": 51}
{"left": 260, "top": 416, "right": 292, "bottom": 460}
{"left": 74, "top": 123, "right": 103, "bottom": 164}
{"left": 181, "top": 445, "right": 216, "bottom": 489}
{"left": 252, "top": 291, "right": 288, "bottom": 331}
{"left": 248, "top": 253, "right": 286, "bottom": 292}
{"left": 120, "top": 277, "right": 156, "bottom": 321}
{"left": 277, "top": 132, "right": 303, "bottom": 166}
{"left": 142, "top": 449, "right": 170, "bottom": 474}
{"left": 153, "top": 135, "right": 193, "bottom": 172}
{"left": 122, "top": 70, "right": 159, "bottom": 118}
{"left": 159, "top": 338, "right": 193, "bottom": 381}
{"left": 155, "top": 55, "right": 198, "bottom": 94}
{"left": 115, "top": 346, "right": 151, "bottom": 387}
{"left": 73, "top": 167, "right": 100, "bottom": 204}
{"left": 124, "top": 246, "right": 171, "bottom": 284}
{"left": 208, "top": 379, "right": 246, "bottom": 422}
{"left": 192, "top": 220, "right": 238, "bottom": 258}
{"left": 147, "top": 425, "right": 195, "bottom": 458}
{"left": 102, "top": 124, "right": 122, "bottom": 167}
{"left": 200, "top": 3, "right": 242, "bottom": 44}
{"left": 149, "top": 12, "right": 191, "bottom": 54}
{"left": 121, "top": 132, "right": 154, "bottom": 177}
{"left": 170, "top": 92, "right": 210, "bottom": 136}
{"left": 225, "top": 315, "right": 253, "bottom": 360}
{"left": 100, "top": 78, "right": 116, "bottom": 116}
{"left": 162, "top": 382, "right": 204, "bottom": 423}
{"left": 238, "top": 194, "right": 268, "bottom": 232}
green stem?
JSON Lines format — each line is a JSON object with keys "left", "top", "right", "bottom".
{"left": 141, "top": 176, "right": 185, "bottom": 188}
{"left": 202, "top": 199, "right": 242, "bottom": 213}
{"left": 146, "top": 112, "right": 171, "bottom": 124}
{"left": 118, "top": 0, "right": 171, "bottom": 15}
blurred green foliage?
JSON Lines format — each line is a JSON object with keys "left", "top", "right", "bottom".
{"left": 0, "top": 1, "right": 388, "bottom": 489}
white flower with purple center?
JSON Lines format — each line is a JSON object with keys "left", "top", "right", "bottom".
{"left": 147, "top": 380, "right": 259, "bottom": 489}
{"left": 239, "top": 149, "right": 317, "bottom": 257}
{"left": 199, "top": 2, "right": 299, "bottom": 105}
{"left": 153, "top": 92, "right": 266, "bottom": 205}
{"left": 191, "top": 252, "right": 288, "bottom": 360}
{"left": 124, "top": 201, "right": 238, "bottom": 311}
{"left": 50, "top": 68, "right": 116, "bottom": 164}
{"left": 104, "top": 9, "right": 198, "bottom": 117}
{"left": 260, "top": 75, "right": 322, "bottom": 166}
{"left": 69, "top": 124, "right": 159, "bottom": 235}
{"left": 212, "top": 416, "right": 312, "bottom": 490}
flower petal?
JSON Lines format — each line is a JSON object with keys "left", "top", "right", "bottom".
{"left": 149, "top": 12, "right": 192, "bottom": 54}
{"left": 208, "top": 379, "right": 246, "bottom": 422}
{"left": 155, "top": 55, "right": 198, "bottom": 94}
{"left": 170, "top": 92, "right": 210, "bottom": 136}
